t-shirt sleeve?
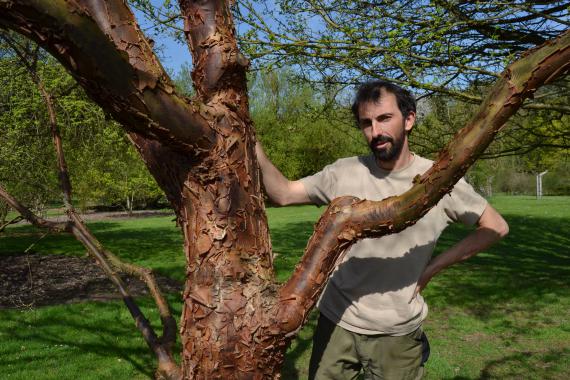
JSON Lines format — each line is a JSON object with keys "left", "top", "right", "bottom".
{"left": 299, "top": 163, "right": 338, "bottom": 206}
{"left": 444, "top": 178, "right": 488, "bottom": 226}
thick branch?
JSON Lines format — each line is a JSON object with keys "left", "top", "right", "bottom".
{"left": 0, "top": 0, "right": 216, "bottom": 152}
{"left": 178, "top": 0, "right": 249, "bottom": 103}
{"left": 276, "top": 29, "right": 570, "bottom": 333}
{"left": 0, "top": 185, "right": 70, "bottom": 232}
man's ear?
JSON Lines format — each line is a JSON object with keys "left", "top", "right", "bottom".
{"left": 404, "top": 111, "right": 416, "bottom": 133}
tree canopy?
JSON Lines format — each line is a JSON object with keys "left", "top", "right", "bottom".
{"left": 237, "top": 0, "right": 570, "bottom": 110}
{"left": 127, "top": 0, "right": 570, "bottom": 157}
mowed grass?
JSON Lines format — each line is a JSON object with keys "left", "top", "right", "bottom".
{"left": 1, "top": 196, "right": 569, "bottom": 379}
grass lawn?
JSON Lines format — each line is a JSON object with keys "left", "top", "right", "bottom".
{"left": 1, "top": 195, "right": 569, "bottom": 379}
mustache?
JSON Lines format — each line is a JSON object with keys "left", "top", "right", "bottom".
{"left": 370, "top": 135, "right": 394, "bottom": 147}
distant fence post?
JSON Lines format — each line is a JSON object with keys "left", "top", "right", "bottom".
{"left": 536, "top": 170, "right": 548, "bottom": 199}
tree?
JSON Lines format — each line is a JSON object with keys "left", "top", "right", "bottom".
{"left": 237, "top": 0, "right": 569, "bottom": 109}
{"left": 0, "top": 38, "right": 60, "bottom": 213}
{"left": 0, "top": 1, "right": 568, "bottom": 379}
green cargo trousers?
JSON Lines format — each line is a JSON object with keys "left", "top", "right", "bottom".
{"left": 308, "top": 314, "right": 430, "bottom": 380}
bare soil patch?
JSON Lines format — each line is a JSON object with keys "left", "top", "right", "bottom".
{"left": 0, "top": 253, "right": 182, "bottom": 309}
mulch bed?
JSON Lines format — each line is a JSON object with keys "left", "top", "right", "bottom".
{"left": 0, "top": 253, "right": 183, "bottom": 309}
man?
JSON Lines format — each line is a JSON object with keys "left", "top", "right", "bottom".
{"left": 255, "top": 80, "right": 509, "bottom": 379}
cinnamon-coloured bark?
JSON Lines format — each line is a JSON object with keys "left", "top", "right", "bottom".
{"left": 179, "top": 0, "right": 249, "bottom": 103}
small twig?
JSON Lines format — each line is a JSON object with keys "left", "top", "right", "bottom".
{"left": 23, "top": 231, "right": 49, "bottom": 254}
{"left": 0, "top": 215, "right": 24, "bottom": 233}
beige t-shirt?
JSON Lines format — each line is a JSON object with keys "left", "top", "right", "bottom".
{"left": 301, "top": 154, "right": 488, "bottom": 335}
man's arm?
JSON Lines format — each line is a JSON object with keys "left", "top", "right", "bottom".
{"left": 413, "top": 204, "right": 509, "bottom": 298}
{"left": 255, "top": 142, "right": 313, "bottom": 206}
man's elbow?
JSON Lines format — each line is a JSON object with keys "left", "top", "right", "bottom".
{"left": 488, "top": 215, "right": 509, "bottom": 239}
{"left": 479, "top": 205, "right": 509, "bottom": 239}
{"left": 271, "top": 180, "right": 310, "bottom": 207}
{"left": 497, "top": 218, "right": 509, "bottom": 238}
{"left": 271, "top": 195, "right": 290, "bottom": 207}
{"left": 269, "top": 188, "right": 298, "bottom": 207}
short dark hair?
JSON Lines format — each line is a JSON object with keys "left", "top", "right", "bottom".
{"left": 351, "top": 80, "right": 416, "bottom": 123}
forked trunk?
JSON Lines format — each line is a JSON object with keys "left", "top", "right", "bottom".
{"left": 0, "top": 1, "right": 568, "bottom": 379}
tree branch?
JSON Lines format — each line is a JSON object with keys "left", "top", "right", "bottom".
{"left": 178, "top": 0, "right": 249, "bottom": 104}
{"left": 0, "top": 185, "right": 180, "bottom": 379}
{"left": 275, "top": 28, "right": 570, "bottom": 334}
{"left": 0, "top": 215, "right": 23, "bottom": 233}
{"left": 0, "top": 184, "right": 70, "bottom": 233}
{"left": 434, "top": 0, "right": 547, "bottom": 45}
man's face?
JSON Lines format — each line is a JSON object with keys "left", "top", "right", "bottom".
{"left": 357, "top": 91, "right": 415, "bottom": 163}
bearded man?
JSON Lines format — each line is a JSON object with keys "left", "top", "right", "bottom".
{"left": 255, "top": 80, "right": 508, "bottom": 379}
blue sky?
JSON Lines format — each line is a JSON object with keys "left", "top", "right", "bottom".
{"left": 131, "top": 0, "right": 281, "bottom": 75}
{"left": 131, "top": 2, "right": 190, "bottom": 74}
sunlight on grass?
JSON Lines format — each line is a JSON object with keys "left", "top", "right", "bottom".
{"left": 1, "top": 196, "right": 569, "bottom": 379}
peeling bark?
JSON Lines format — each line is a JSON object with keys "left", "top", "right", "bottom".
{"left": 0, "top": 0, "right": 568, "bottom": 379}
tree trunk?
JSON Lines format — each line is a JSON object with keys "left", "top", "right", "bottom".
{"left": 0, "top": 1, "right": 569, "bottom": 379}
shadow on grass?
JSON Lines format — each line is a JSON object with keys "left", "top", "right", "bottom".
{"left": 427, "top": 214, "right": 570, "bottom": 322}
{"left": 270, "top": 220, "right": 316, "bottom": 282}
{"left": 2, "top": 208, "right": 568, "bottom": 377}
{"left": 478, "top": 347, "right": 570, "bottom": 379}
{"left": 270, "top": 212, "right": 570, "bottom": 309}
{"left": 1, "top": 219, "right": 186, "bottom": 282}
{"left": 0, "top": 295, "right": 183, "bottom": 379}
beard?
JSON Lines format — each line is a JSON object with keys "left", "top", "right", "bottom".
{"left": 369, "top": 125, "right": 406, "bottom": 162}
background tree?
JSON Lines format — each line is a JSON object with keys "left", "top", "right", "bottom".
{"left": 130, "top": 0, "right": 570, "bottom": 157}
{"left": 0, "top": 1, "right": 568, "bottom": 379}
{"left": 250, "top": 67, "right": 367, "bottom": 180}
{"left": 0, "top": 34, "right": 164, "bottom": 214}
{"left": 0, "top": 38, "right": 59, "bottom": 215}
{"left": 412, "top": 91, "right": 570, "bottom": 195}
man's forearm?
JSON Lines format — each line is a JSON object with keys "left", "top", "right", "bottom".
{"left": 416, "top": 205, "right": 508, "bottom": 295}
{"left": 424, "top": 226, "right": 505, "bottom": 279}
{"left": 255, "top": 142, "right": 311, "bottom": 206}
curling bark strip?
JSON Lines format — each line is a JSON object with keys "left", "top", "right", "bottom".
{"left": 276, "top": 29, "right": 570, "bottom": 335}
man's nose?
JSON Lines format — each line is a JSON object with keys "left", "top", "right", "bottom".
{"left": 371, "top": 120, "right": 383, "bottom": 137}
